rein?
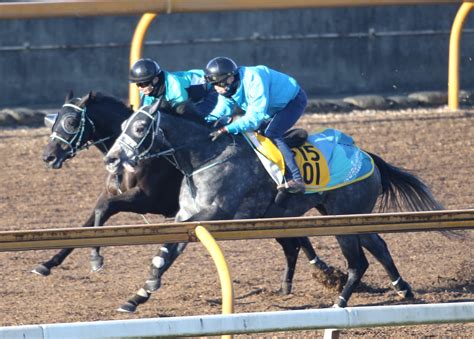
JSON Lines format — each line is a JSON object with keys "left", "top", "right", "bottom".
{"left": 137, "top": 113, "right": 237, "bottom": 178}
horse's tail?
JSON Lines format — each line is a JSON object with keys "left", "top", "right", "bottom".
{"left": 368, "top": 152, "right": 465, "bottom": 240}
{"left": 368, "top": 152, "right": 442, "bottom": 212}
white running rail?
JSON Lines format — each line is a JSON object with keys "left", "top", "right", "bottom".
{"left": 1, "top": 302, "right": 472, "bottom": 338}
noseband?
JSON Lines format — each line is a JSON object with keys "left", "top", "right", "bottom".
{"left": 118, "top": 106, "right": 169, "bottom": 163}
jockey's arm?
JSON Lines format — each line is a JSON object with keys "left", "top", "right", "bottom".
{"left": 204, "top": 95, "right": 234, "bottom": 123}
{"left": 225, "top": 73, "right": 269, "bottom": 134}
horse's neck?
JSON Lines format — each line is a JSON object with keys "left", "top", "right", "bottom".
{"left": 161, "top": 113, "right": 239, "bottom": 172}
{"left": 89, "top": 101, "right": 131, "bottom": 154}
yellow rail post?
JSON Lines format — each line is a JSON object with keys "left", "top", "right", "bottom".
{"left": 129, "top": 13, "right": 157, "bottom": 110}
{"left": 195, "top": 225, "right": 234, "bottom": 339}
{"left": 448, "top": 2, "right": 474, "bottom": 110}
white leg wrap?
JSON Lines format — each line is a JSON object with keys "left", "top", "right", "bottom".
{"left": 137, "top": 288, "right": 149, "bottom": 297}
{"left": 160, "top": 247, "right": 169, "bottom": 253}
{"left": 309, "top": 257, "right": 318, "bottom": 264}
{"left": 152, "top": 256, "right": 165, "bottom": 268}
{"left": 392, "top": 277, "right": 401, "bottom": 286}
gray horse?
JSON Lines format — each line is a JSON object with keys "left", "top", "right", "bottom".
{"left": 105, "top": 102, "right": 441, "bottom": 312}
{"left": 37, "top": 91, "right": 343, "bottom": 297}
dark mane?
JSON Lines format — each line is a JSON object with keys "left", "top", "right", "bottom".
{"left": 159, "top": 106, "right": 211, "bottom": 128}
{"left": 89, "top": 92, "right": 133, "bottom": 115}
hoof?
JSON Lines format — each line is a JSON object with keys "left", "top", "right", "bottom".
{"left": 117, "top": 302, "right": 137, "bottom": 313}
{"left": 311, "top": 264, "right": 347, "bottom": 293}
{"left": 393, "top": 279, "right": 414, "bottom": 299}
{"left": 32, "top": 264, "right": 50, "bottom": 276}
{"left": 397, "top": 287, "right": 414, "bottom": 299}
{"left": 279, "top": 282, "right": 292, "bottom": 295}
{"left": 90, "top": 255, "right": 105, "bottom": 272}
{"left": 145, "top": 278, "right": 161, "bottom": 292}
{"left": 335, "top": 296, "right": 347, "bottom": 308}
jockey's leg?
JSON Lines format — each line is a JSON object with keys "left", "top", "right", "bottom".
{"left": 264, "top": 89, "right": 307, "bottom": 190}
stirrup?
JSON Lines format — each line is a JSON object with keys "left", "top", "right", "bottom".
{"left": 277, "top": 179, "right": 305, "bottom": 194}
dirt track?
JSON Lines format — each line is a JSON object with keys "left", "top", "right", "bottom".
{"left": 0, "top": 107, "right": 473, "bottom": 337}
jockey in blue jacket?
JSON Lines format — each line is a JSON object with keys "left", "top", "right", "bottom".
{"left": 129, "top": 58, "right": 217, "bottom": 117}
{"left": 204, "top": 57, "right": 307, "bottom": 194}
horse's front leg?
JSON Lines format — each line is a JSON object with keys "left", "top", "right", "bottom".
{"left": 89, "top": 186, "right": 150, "bottom": 272}
{"left": 117, "top": 205, "right": 233, "bottom": 313}
{"left": 32, "top": 192, "right": 107, "bottom": 276}
{"left": 117, "top": 242, "right": 187, "bottom": 313}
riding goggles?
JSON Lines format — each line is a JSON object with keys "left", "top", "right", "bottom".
{"left": 136, "top": 81, "right": 152, "bottom": 88}
{"left": 205, "top": 74, "right": 232, "bottom": 87}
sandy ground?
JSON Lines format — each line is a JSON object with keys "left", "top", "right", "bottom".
{"left": 0, "top": 107, "right": 473, "bottom": 337}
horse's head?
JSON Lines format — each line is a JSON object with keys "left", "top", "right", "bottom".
{"left": 42, "top": 91, "right": 96, "bottom": 169}
{"left": 104, "top": 100, "right": 166, "bottom": 175}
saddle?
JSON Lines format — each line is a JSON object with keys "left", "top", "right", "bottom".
{"left": 244, "top": 128, "right": 375, "bottom": 194}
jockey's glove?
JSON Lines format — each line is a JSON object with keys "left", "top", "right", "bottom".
{"left": 212, "top": 116, "right": 232, "bottom": 127}
{"left": 209, "top": 126, "right": 228, "bottom": 142}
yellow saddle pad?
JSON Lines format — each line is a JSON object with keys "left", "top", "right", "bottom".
{"left": 243, "top": 132, "right": 330, "bottom": 188}
{"left": 244, "top": 129, "right": 375, "bottom": 194}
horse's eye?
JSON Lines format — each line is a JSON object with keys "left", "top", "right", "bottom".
{"left": 61, "top": 115, "right": 80, "bottom": 134}
{"left": 132, "top": 120, "right": 148, "bottom": 138}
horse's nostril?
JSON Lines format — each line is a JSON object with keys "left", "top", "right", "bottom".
{"left": 104, "top": 156, "right": 117, "bottom": 165}
{"left": 43, "top": 155, "right": 56, "bottom": 163}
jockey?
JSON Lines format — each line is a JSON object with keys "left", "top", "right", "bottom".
{"left": 129, "top": 58, "right": 217, "bottom": 117}
{"left": 204, "top": 56, "right": 307, "bottom": 194}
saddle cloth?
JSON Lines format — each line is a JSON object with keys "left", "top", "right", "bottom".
{"left": 243, "top": 128, "right": 374, "bottom": 194}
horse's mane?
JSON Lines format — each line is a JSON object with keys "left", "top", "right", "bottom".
{"left": 69, "top": 91, "right": 134, "bottom": 137}
{"left": 162, "top": 109, "right": 210, "bottom": 128}
{"left": 90, "top": 92, "right": 132, "bottom": 113}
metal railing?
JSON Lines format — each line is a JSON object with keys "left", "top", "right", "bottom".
{"left": 0, "top": 0, "right": 470, "bottom": 109}
{"left": 1, "top": 209, "right": 472, "bottom": 252}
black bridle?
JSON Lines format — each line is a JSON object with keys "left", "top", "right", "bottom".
{"left": 115, "top": 107, "right": 237, "bottom": 178}
{"left": 48, "top": 101, "right": 112, "bottom": 159}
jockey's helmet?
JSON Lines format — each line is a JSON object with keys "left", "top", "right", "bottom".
{"left": 129, "top": 58, "right": 162, "bottom": 84}
{"left": 204, "top": 57, "right": 238, "bottom": 86}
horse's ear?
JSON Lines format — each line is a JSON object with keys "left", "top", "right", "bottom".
{"left": 78, "top": 91, "right": 93, "bottom": 107}
{"left": 150, "top": 99, "right": 160, "bottom": 115}
{"left": 65, "top": 90, "right": 74, "bottom": 103}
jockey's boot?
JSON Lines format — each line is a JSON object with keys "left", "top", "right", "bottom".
{"left": 278, "top": 179, "right": 305, "bottom": 194}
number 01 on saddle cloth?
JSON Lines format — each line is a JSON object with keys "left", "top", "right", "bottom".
{"left": 243, "top": 128, "right": 374, "bottom": 194}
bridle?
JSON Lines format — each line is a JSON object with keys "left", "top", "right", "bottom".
{"left": 117, "top": 105, "right": 165, "bottom": 163}
{"left": 49, "top": 101, "right": 112, "bottom": 158}
{"left": 117, "top": 107, "right": 237, "bottom": 178}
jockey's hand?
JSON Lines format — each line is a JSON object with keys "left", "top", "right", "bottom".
{"left": 204, "top": 114, "right": 219, "bottom": 123}
{"left": 209, "top": 126, "right": 228, "bottom": 142}
{"left": 212, "top": 116, "right": 232, "bottom": 128}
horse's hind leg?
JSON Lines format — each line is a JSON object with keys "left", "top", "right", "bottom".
{"left": 32, "top": 207, "right": 97, "bottom": 276}
{"left": 335, "top": 235, "right": 369, "bottom": 307}
{"left": 117, "top": 242, "right": 187, "bottom": 313}
{"left": 360, "top": 233, "right": 413, "bottom": 299}
{"left": 275, "top": 238, "right": 301, "bottom": 295}
{"left": 299, "top": 237, "right": 347, "bottom": 292}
